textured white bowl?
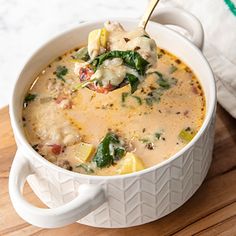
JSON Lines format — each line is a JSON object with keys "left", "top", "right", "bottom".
{"left": 9, "top": 8, "right": 216, "bottom": 228}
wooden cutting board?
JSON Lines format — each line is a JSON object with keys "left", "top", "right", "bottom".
{"left": 1, "top": 104, "right": 236, "bottom": 236}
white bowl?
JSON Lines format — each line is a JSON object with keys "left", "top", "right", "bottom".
{"left": 9, "top": 7, "right": 216, "bottom": 228}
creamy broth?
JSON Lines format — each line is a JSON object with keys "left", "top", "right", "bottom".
{"left": 22, "top": 23, "right": 205, "bottom": 176}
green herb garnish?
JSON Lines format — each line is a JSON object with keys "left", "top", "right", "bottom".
{"left": 23, "top": 93, "right": 37, "bottom": 107}
{"left": 145, "top": 97, "right": 154, "bottom": 106}
{"left": 76, "top": 163, "right": 94, "bottom": 173}
{"left": 74, "top": 47, "right": 90, "bottom": 61}
{"left": 155, "top": 71, "right": 163, "bottom": 79}
{"left": 154, "top": 71, "right": 177, "bottom": 89}
{"left": 140, "top": 138, "right": 150, "bottom": 143}
{"left": 122, "top": 92, "right": 129, "bottom": 103}
{"left": 144, "top": 89, "right": 162, "bottom": 106}
{"left": 155, "top": 132, "right": 162, "bottom": 140}
{"left": 24, "top": 93, "right": 37, "bottom": 102}
{"left": 155, "top": 72, "right": 170, "bottom": 88}
{"left": 157, "top": 78, "right": 170, "bottom": 89}
{"left": 132, "top": 95, "right": 142, "bottom": 105}
{"left": 55, "top": 65, "right": 68, "bottom": 82}
{"left": 169, "top": 65, "right": 177, "bottom": 74}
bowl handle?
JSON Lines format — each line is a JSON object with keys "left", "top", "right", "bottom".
{"left": 9, "top": 150, "right": 106, "bottom": 228}
{"left": 151, "top": 7, "right": 204, "bottom": 49}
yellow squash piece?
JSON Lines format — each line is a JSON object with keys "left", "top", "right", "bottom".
{"left": 100, "top": 28, "right": 108, "bottom": 47}
{"left": 178, "top": 129, "right": 196, "bottom": 143}
{"left": 117, "top": 152, "right": 145, "bottom": 175}
{"left": 88, "top": 29, "right": 101, "bottom": 45}
{"left": 69, "top": 59, "right": 84, "bottom": 63}
{"left": 76, "top": 142, "right": 95, "bottom": 162}
{"left": 88, "top": 28, "right": 108, "bottom": 58}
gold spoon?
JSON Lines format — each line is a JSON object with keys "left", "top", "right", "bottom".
{"left": 138, "top": 0, "right": 160, "bottom": 29}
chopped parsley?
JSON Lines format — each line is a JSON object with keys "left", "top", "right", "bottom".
{"left": 132, "top": 95, "right": 142, "bottom": 105}
{"left": 144, "top": 89, "right": 162, "bottom": 106}
{"left": 169, "top": 65, "right": 177, "bottom": 74}
{"left": 55, "top": 65, "right": 68, "bottom": 82}
{"left": 140, "top": 138, "right": 150, "bottom": 143}
{"left": 155, "top": 132, "right": 162, "bottom": 140}
{"left": 145, "top": 97, "right": 154, "bottom": 106}
{"left": 121, "top": 92, "right": 129, "bottom": 103}
{"left": 154, "top": 71, "right": 178, "bottom": 89}
{"left": 23, "top": 93, "right": 37, "bottom": 108}
{"left": 76, "top": 163, "right": 94, "bottom": 174}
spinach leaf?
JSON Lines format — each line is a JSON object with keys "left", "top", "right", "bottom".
{"left": 24, "top": 93, "right": 37, "bottom": 102}
{"left": 55, "top": 65, "right": 68, "bottom": 82}
{"left": 144, "top": 87, "right": 163, "bottom": 106}
{"left": 157, "top": 78, "right": 170, "bottom": 89}
{"left": 91, "top": 50, "right": 149, "bottom": 76}
{"left": 23, "top": 93, "right": 37, "bottom": 108}
{"left": 155, "top": 72, "right": 170, "bottom": 89}
{"left": 74, "top": 47, "right": 90, "bottom": 61}
{"left": 92, "top": 132, "right": 125, "bottom": 168}
{"left": 125, "top": 73, "right": 140, "bottom": 93}
{"left": 113, "top": 147, "right": 125, "bottom": 162}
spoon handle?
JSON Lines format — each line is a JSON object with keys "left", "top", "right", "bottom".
{"left": 138, "top": 0, "right": 160, "bottom": 29}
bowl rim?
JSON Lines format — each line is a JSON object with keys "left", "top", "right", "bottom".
{"left": 10, "top": 18, "right": 216, "bottom": 180}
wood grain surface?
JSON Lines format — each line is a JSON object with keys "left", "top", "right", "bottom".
{"left": 0, "top": 104, "right": 236, "bottom": 236}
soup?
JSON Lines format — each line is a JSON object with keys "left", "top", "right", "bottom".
{"left": 22, "top": 22, "right": 205, "bottom": 175}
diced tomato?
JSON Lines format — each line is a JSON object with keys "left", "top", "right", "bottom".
{"left": 55, "top": 95, "right": 67, "bottom": 104}
{"left": 93, "top": 83, "right": 114, "bottom": 94}
{"left": 184, "top": 110, "right": 189, "bottom": 117}
{"left": 191, "top": 86, "right": 198, "bottom": 94}
{"left": 79, "top": 66, "right": 114, "bottom": 94}
{"left": 79, "top": 67, "right": 94, "bottom": 82}
{"left": 62, "top": 100, "right": 72, "bottom": 109}
{"left": 55, "top": 94, "right": 72, "bottom": 109}
{"left": 51, "top": 144, "right": 62, "bottom": 155}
